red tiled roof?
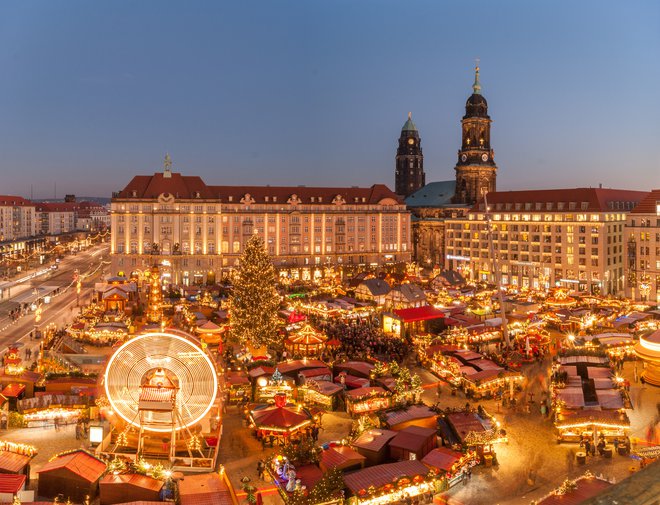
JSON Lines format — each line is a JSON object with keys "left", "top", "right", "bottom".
{"left": 0, "top": 473, "right": 26, "bottom": 493}
{"left": 394, "top": 305, "right": 445, "bottom": 323}
{"left": 344, "top": 386, "right": 386, "bottom": 399}
{"left": 37, "top": 450, "right": 106, "bottom": 482}
{"left": 114, "top": 172, "right": 403, "bottom": 204}
{"left": 334, "top": 361, "right": 374, "bottom": 378}
{"left": 384, "top": 405, "right": 437, "bottom": 427}
{"left": 446, "top": 412, "right": 487, "bottom": 441}
{"left": 277, "top": 359, "right": 326, "bottom": 374}
{"left": 35, "top": 202, "right": 78, "bottom": 212}
{"left": 0, "top": 450, "right": 33, "bottom": 473}
{"left": 343, "top": 460, "right": 429, "bottom": 493}
{"left": 630, "top": 189, "right": 660, "bottom": 214}
{"left": 0, "top": 195, "right": 34, "bottom": 207}
{"left": 471, "top": 188, "right": 647, "bottom": 213}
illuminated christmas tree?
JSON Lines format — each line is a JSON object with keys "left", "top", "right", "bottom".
{"left": 230, "top": 234, "right": 281, "bottom": 348}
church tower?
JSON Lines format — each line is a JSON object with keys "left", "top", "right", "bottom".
{"left": 395, "top": 112, "right": 425, "bottom": 197}
{"left": 453, "top": 65, "right": 497, "bottom": 205}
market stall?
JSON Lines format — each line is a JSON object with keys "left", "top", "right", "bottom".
{"left": 344, "top": 387, "right": 392, "bottom": 417}
{"left": 343, "top": 460, "right": 437, "bottom": 505}
{"left": 299, "top": 380, "right": 343, "bottom": 411}
{"left": 37, "top": 449, "right": 106, "bottom": 502}
{"left": 421, "top": 447, "right": 477, "bottom": 489}
{"left": 225, "top": 371, "right": 251, "bottom": 405}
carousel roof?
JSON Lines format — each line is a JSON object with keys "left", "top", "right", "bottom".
{"left": 286, "top": 324, "right": 327, "bottom": 345}
{"left": 250, "top": 404, "right": 311, "bottom": 430}
{"left": 196, "top": 320, "right": 222, "bottom": 333}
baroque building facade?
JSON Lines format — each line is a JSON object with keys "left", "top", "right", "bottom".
{"left": 110, "top": 158, "right": 411, "bottom": 285}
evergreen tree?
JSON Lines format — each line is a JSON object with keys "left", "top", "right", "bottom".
{"left": 230, "top": 234, "right": 281, "bottom": 348}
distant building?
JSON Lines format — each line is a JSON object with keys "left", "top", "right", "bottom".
{"left": 395, "top": 113, "right": 425, "bottom": 197}
{"left": 625, "top": 189, "right": 660, "bottom": 302}
{"left": 405, "top": 65, "right": 492, "bottom": 266}
{"left": 444, "top": 187, "right": 647, "bottom": 296}
{"left": 0, "top": 195, "right": 37, "bottom": 241}
{"left": 110, "top": 158, "right": 411, "bottom": 285}
{"left": 35, "top": 202, "right": 77, "bottom": 235}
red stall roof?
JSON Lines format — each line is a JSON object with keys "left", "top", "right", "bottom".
{"left": 0, "top": 473, "right": 26, "bottom": 493}
{"left": 394, "top": 306, "right": 445, "bottom": 323}
{"left": 1, "top": 384, "right": 25, "bottom": 398}
{"left": 37, "top": 450, "right": 106, "bottom": 482}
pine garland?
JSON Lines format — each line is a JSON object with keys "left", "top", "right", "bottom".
{"left": 230, "top": 234, "right": 281, "bottom": 349}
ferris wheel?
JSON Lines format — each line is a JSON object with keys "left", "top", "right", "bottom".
{"left": 104, "top": 330, "right": 218, "bottom": 433}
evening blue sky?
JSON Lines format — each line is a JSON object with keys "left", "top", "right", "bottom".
{"left": 0, "top": 1, "right": 658, "bottom": 199}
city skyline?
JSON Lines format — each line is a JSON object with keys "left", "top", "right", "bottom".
{"left": 1, "top": 1, "right": 659, "bottom": 198}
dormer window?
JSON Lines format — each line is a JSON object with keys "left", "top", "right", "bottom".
{"left": 228, "top": 196, "right": 233, "bottom": 202}
{"left": 273, "top": 196, "right": 277, "bottom": 202}
{"left": 132, "top": 190, "right": 138, "bottom": 197}
{"left": 310, "top": 197, "right": 315, "bottom": 203}
{"left": 265, "top": 196, "right": 269, "bottom": 202}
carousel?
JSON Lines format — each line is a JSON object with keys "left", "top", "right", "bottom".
{"left": 635, "top": 329, "right": 660, "bottom": 386}
{"left": 284, "top": 324, "right": 328, "bottom": 358}
{"left": 249, "top": 393, "right": 312, "bottom": 444}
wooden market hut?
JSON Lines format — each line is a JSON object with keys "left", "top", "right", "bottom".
{"left": 343, "top": 460, "right": 431, "bottom": 503}
{"left": 344, "top": 387, "right": 391, "bottom": 416}
{"left": 382, "top": 405, "right": 438, "bottom": 431}
{"left": 320, "top": 445, "right": 366, "bottom": 472}
{"left": 333, "top": 361, "right": 374, "bottom": 380}
{"left": 178, "top": 472, "right": 238, "bottom": 505}
{"left": 299, "top": 380, "right": 343, "bottom": 411}
{"left": 0, "top": 442, "right": 35, "bottom": 482}
{"left": 0, "top": 474, "right": 26, "bottom": 501}
{"left": 0, "top": 370, "right": 41, "bottom": 398}
{"left": 37, "top": 450, "right": 106, "bottom": 501}
{"left": 351, "top": 429, "right": 398, "bottom": 466}
{"left": 421, "top": 447, "right": 475, "bottom": 488}
{"left": 100, "top": 473, "right": 164, "bottom": 505}
{"left": 284, "top": 324, "right": 328, "bottom": 357}
{"left": 388, "top": 426, "right": 437, "bottom": 461}
{"left": 225, "top": 371, "right": 251, "bottom": 405}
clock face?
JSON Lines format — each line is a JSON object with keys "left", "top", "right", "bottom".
{"left": 481, "top": 154, "right": 488, "bottom": 162}
{"left": 407, "top": 138, "right": 415, "bottom": 145}
{"left": 461, "top": 154, "right": 467, "bottom": 162}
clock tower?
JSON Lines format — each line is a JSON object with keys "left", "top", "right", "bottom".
{"left": 453, "top": 65, "right": 497, "bottom": 205}
{"left": 395, "top": 112, "right": 425, "bottom": 197}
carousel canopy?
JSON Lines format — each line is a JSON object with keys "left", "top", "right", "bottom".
{"left": 286, "top": 324, "right": 327, "bottom": 346}
{"left": 250, "top": 404, "right": 311, "bottom": 431}
{"left": 196, "top": 320, "right": 222, "bottom": 333}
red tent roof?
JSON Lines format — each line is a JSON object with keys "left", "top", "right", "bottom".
{"left": 37, "top": 450, "right": 106, "bottom": 482}
{"left": 251, "top": 405, "right": 311, "bottom": 431}
{"left": 0, "top": 473, "right": 25, "bottom": 493}
{"left": 394, "top": 306, "right": 445, "bottom": 323}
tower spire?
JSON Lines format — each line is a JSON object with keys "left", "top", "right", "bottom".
{"left": 472, "top": 59, "right": 481, "bottom": 95}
